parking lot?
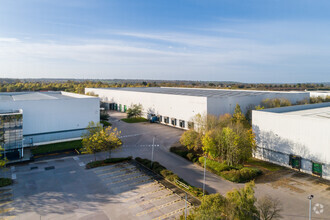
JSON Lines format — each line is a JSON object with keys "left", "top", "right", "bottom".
{"left": 0, "top": 156, "right": 193, "bottom": 220}
{"left": 1, "top": 111, "right": 329, "bottom": 219}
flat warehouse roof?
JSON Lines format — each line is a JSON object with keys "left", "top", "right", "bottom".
{"left": 0, "top": 91, "right": 95, "bottom": 102}
{"left": 258, "top": 102, "right": 330, "bottom": 120}
{"left": 88, "top": 87, "right": 307, "bottom": 98}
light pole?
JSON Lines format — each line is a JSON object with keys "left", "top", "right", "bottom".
{"left": 151, "top": 136, "right": 155, "bottom": 168}
{"left": 185, "top": 192, "right": 187, "bottom": 220}
{"left": 203, "top": 156, "right": 206, "bottom": 196}
{"left": 308, "top": 195, "right": 314, "bottom": 220}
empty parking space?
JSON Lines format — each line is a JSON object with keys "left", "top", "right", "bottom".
{"left": 93, "top": 162, "right": 191, "bottom": 219}
{"left": 5, "top": 157, "right": 193, "bottom": 220}
{"left": 0, "top": 187, "right": 15, "bottom": 220}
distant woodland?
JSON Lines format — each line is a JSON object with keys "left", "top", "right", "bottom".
{"left": 0, "top": 78, "right": 329, "bottom": 101}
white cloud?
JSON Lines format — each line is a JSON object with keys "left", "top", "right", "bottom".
{"left": 1, "top": 20, "right": 330, "bottom": 82}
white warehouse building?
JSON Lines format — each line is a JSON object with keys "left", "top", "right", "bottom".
{"left": 0, "top": 91, "right": 99, "bottom": 159}
{"left": 85, "top": 87, "right": 309, "bottom": 129}
{"left": 252, "top": 102, "right": 330, "bottom": 180}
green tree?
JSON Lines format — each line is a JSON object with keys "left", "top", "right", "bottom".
{"left": 126, "top": 104, "right": 143, "bottom": 118}
{"left": 184, "top": 181, "right": 269, "bottom": 220}
{"left": 232, "top": 104, "right": 246, "bottom": 124}
{"left": 226, "top": 181, "right": 258, "bottom": 219}
{"left": 81, "top": 122, "right": 122, "bottom": 161}
{"left": 81, "top": 122, "right": 104, "bottom": 161}
{"left": 99, "top": 126, "right": 122, "bottom": 158}
{"left": 0, "top": 146, "right": 7, "bottom": 168}
{"left": 187, "top": 193, "right": 228, "bottom": 220}
{"left": 180, "top": 129, "right": 202, "bottom": 152}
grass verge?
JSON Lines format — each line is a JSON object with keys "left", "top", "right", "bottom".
{"left": 246, "top": 158, "right": 283, "bottom": 171}
{"left": 31, "top": 140, "right": 82, "bottom": 155}
{"left": 135, "top": 157, "right": 205, "bottom": 198}
{"left": 86, "top": 156, "right": 132, "bottom": 169}
{"left": 0, "top": 178, "right": 13, "bottom": 187}
{"left": 121, "top": 117, "right": 148, "bottom": 123}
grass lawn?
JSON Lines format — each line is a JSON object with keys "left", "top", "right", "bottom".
{"left": 121, "top": 117, "right": 148, "bottom": 123}
{"left": 31, "top": 140, "right": 82, "bottom": 155}
{"left": 246, "top": 158, "right": 283, "bottom": 171}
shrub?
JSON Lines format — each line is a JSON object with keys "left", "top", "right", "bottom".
{"left": 198, "top": 157, "right": 232, "bottom": 175}
{"left": 86, "top": 156, "right": 132, "bottom": 169}
{"left": 186, "top": 153, "right": 194, "bottom": 161}
{"left": 0, "top": 178, "right": 13, "bottom": 187}
{"left": 100, "top": 120, "right": 111, "bottom": 127}
{"left": 135, "top": 157, "right": 205, "bottom": 198}
{"left": 222, "top": 167, "right": 262, "bottom": 183}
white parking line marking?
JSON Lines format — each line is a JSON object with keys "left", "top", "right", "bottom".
{"left": 73, "top": 156, "right": 79, "bottom": 161}
{"left": 119, "top": 133, "right": 144, "bottom": 138}
{"left": 10, "top": 166, "right": 15, "bottom": 172}
{"left": 78, "top": 162, "right": 85, "bottom": 167}
{"left": 11, "top": 174, "right": 16, "bottom": 180}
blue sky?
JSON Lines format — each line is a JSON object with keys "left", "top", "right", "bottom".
{"left": 0, "top": 0, "right": 330, "bottom": 83}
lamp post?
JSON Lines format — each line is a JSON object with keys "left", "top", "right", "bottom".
{"left": 203, "top": 155, "right": 206, "bottom": 196}
{"left": 308, "top": 195, "right": 314, "bottom": 220}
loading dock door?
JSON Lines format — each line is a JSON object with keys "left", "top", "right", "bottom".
{"left": 312, "top": 162, "right": 322, "bottom": 176}
{"left": 290, "top": 155, "right": 301, "bottom": 169}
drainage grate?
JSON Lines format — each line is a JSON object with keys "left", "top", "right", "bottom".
{"left": 44, "top": 166, "right": 55, "bottom": 171}
{"left": 30, "top": 166, "right": 38, "bottom": 170}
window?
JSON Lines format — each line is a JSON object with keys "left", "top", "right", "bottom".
{"left": 179, "top": 120, "right": 185, "bottom": 128}
{"left": 289, "top": 155, "right": 301, "bottom": 169}
{"left": 164, "top": 117, "right": 169, "bottom": 124}
{"left": 158, "top": 115, "right": 162, "bottom": 122}
{"left": 171, "top": 118, "right": 177, "bottom": 126}
{"left": 312, "top": 162, "right": 322, "bottom": 176}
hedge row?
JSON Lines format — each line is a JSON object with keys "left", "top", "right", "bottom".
{"left": 170, "top": 146, "right": 262, "bottom": 183}
{"left": 221, "top": 167, "right": 262, "bottom": 183}
{"left": 0, "top": 178, "right": 13, "bottom": 187}
{"left": 199, "top": 157, "right": 262, "bottom": 183}
{"left": 86, "top": 156, "right": 132, "bottom": 169}
{"left": 135, "top": 157, "right": 205, "bottom": 198}
{"left": 170, "top": 146, "right": 199, "bottom": 163}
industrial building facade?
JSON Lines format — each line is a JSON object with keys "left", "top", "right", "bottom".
{"left": 252, "top": 103, "right": 330, "bottom": 180}
{"left": 0, "top": 91, "right": 99, "bottom": 159}
{"left": 86, "top": 87, "right": 309, "bottom": 130}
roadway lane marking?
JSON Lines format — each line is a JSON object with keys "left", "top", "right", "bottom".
{"left": 119, "top": 133, "right": 144, "bottom": 139}
{"left": 0, "top": 207, "right": 14, "bottom": 214}
{"left": 10, "top": 166, "right": 15, "bottom": 172}
{"left": 0, "top": 201, "right": 13, "bottom": 207}
{"left": 78, "top": 162, "right": 85, "bottom": 167}
{"left": 73, "top": 156, "right": 79, "bottom": 161}
{"left": 11, "top": 174, "right": 16, "bottom": 180}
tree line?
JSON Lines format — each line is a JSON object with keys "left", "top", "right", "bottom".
{"left": 0, "top": 79, "right": 329, "bottom": 94}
